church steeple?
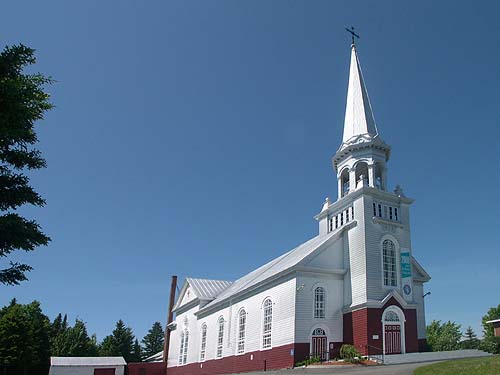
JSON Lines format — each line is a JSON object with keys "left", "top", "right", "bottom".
{"left": 342, "top": 44, "right": 378, "bottom": 143}
{"left": 332, "top": 43, "right": 391, "bottom": 200}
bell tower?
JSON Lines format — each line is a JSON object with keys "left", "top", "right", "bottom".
{"left": 333, "top": 42, "right": 391, "bottom": 200}
{"left": 315, "top": 40, "right": 430, "bottom": 355}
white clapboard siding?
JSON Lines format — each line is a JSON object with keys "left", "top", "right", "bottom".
{"left": 168, "top": 276, "right": 296, "bottom": 367}
{"left": 360, "top": 194, "right": 413, "bottom": 302}
{"left": 295, "top": 273, "right": 344, "bottom": 343}
{"left": 346, "top": 195, "right": 368, "bottom": 306}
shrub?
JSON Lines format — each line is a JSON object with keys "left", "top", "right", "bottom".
{"left": 426, "top": 320, "right": 462, "bottom": 351}
{"left": 480, "top": 336, "right": 500, "bottom": 354}
{"left": 340, "top": 344, "right": 362, "bottom": 363}
{"left": 294, "top": 356, "right": 321, "bottom": 367}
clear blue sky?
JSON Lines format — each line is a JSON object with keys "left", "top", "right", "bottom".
{"left": 1, "top": 1, "right": 499, "bottom": 342}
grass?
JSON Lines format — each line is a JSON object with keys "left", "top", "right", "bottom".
{"left": 413, "top": 356, "right": 500, "bottom": 375}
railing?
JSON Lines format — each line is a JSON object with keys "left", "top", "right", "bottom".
{"left": 327, "top": 205, "right": 354, "bottom": 233}
{"left": 365, "top": 344, "right": 384, "bottom": 364}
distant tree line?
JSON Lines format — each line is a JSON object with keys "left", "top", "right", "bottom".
{"left": 426, "top": 303, "right": 500, "bottom": 354}
{"left": 0, "top": 299, "right": 165, "bottom": 375}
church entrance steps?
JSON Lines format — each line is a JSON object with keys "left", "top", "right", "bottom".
{"left": 382, "top": 349, "right": 492, "bottom": 365}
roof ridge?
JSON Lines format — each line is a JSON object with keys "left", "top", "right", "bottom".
{"left": 199, "top": 232, "right": 340, "bottom": 312}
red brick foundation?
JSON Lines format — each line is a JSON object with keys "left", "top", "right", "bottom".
{"left": 166, "top": 343, "right": 295, "bottom": 375}
{"left": 293, "top": 343, "right": 309, "bottom": 364}
{"left": 418, "top": 338, "right": 428, "bottom": 352}
{"left": 343, "top": 297, "right": 418, "bottom": 355}
{"left": 128, "top": 362, "right": 165, "bottom": 375}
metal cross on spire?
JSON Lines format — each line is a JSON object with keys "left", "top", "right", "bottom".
{"left": 345, "top": 26, "right": 360, "bottom": 45}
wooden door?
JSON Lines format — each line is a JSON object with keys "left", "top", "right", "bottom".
{"left": 311, "top": 336, "right": 327, "bottom": 360}
{"left": 384, "top": 324, "right": 401, "bottom": 354}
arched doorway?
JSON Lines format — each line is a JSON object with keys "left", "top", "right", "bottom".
{"left": 382, "top": 306, "right": 406, "bottom": 355}
{"left": 311, "top": 328, "right": 327, "bottom": 360}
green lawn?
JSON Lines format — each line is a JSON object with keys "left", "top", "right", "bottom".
{"left": 413, "top": 356, "right": 500, "bottom": 375}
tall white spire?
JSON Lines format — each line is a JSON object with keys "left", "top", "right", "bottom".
{"left": 342, "top": 44, "right": 378, "bottom": 143}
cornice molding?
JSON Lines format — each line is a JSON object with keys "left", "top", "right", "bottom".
{"left": 315, "top": 187, "right": 413, "bottom": 221}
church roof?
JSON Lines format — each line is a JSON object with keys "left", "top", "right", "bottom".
{"left": 172, "top": 277, "right": 233, "bottom": 312}
{"left": 198, "top": 225, "right": 351, "bottom": 314}
{"left": 186, "top": 278, "right": 233, "bottom": 300}
{"left": 342, "top": 44, "right": 378, "bottom": 144}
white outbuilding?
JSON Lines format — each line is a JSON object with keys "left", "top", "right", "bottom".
{"left": 49, "top": 357, "right": 126, "bottom": 375}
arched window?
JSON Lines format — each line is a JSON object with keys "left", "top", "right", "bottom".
{"left": 199, "top": 324, "right": 207, "bottom": 361}
{"left": 237, "top": 309, "right": 247, "bottom": 354}
{"left": 375, "top": 162, "right": 384, "bottom": 190}
{"left": 383, "top": 239, "right": 397, "bottom": 287}
{"left": 178, "top": 330, "right": 189, "bottom": 365}
{"left": 314, "top": 287, "right": 325, "bottom": 318}
{"left": 312, "top": 328, "right": 326, "bottom": 336}
{"left": 384, "top": 310, "right": 400, "bottom": 322}
{"left": 216, "top": 317, "right": 224, "bottom": 358}
{"left": 355, "top": 162, "right": 369, "bottom": 187}
{"left": 340, "top": 168, "right": 350, "bottom": 197}
{"left": 262, "top": 299, "right": 273, "bottom": 349}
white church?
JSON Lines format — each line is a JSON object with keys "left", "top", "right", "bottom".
{"left": 166, "top": 42, "right": 431, "bottom": 375}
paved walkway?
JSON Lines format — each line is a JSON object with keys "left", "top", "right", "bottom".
{"left": 228, "top": 350, "right": 492, "bottom": 375}
{"left": 382, "top": 349, "right": 491, "bottom": 365}
{"left": 232, "top": 362, "right": 429, "bottom": 375}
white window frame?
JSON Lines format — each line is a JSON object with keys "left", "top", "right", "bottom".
{"left": 178, "top": 331, "right": 185, "bottom": 365}
{"left": 237, "top": 309, "right": 246, "bottom": 354}
{"left": 216, "top": 316, "right": 224, "bottom": 358}
{"left": 382, "top": 238, "right": 398, "bottom": 287}
{"left": 313, "top": 287, "right": 326, "bottom": 318}
{"left": 199, "top": 323, "right": 207, "bottom": 361}
{"left": 262, "top": 298, "right": 273, "bottom": 349}
{"left": 178, "top": 329, "right": 189, "bottom": 365}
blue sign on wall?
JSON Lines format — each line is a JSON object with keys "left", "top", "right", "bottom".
{"left": 401, "top": 251, "right": 412, "bottom": 278}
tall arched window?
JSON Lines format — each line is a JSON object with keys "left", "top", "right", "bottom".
{"left": 199, "top": 324, "right": 207, "bottom": 361}
{"left": 262, "top": 299, "right": 273, "bottom": 349}
{"left": 383, "top": 239, "right": 397, "bottom": 287}
{"left": 178, "top": 330, "right": 189, "bottom": 365}
{"left": 216, "top": 317, "right": 224, "bottom": 358}
{"left": 237, "top": 309, "right": 247, "bottom": 354}
{"left": 314, "top": 287, "right": 326, "bottom": 318}
{"left": 340, "top": 168, "right": 350, "bottom": 197}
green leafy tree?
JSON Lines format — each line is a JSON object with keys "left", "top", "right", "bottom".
{"left": 50, "top": 313, "right": 68, "bottom": 340}
{"left": 51, "top": 319, "right": 98, "bottom": 356}
{"left": 99, "top": 335, "right": 119, "bottom": 356}
{"left": 461, "top": 326, "right": 479, "bottom": 349}
{"left": 130, "top": 339, "right": 142, "bottom": 362}
{"left": 0, "top": 299, "right": 51, "bottom": 374}
{"left": 141, "top": 322, "right": 164, "bottom": 358}
{"left": 480, "top": 336, "right": 500, "bottom": 354}
{"left": 0, "top": 44, "right": 53, "bottom": 285}
{"left": 51, "top": 313, "right": 63, "bottom": 336}
{"left": 426, "top": 320, "right": 462, "bottom": 351}
{"left": 482, "top": 304, "right": 500, "bottom": 339}
{"left": 100, "top": 320, "right": 136, "bottom": 362}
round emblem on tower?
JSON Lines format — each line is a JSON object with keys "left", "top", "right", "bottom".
{"left": 403, "top": 284, "right": 412, "bottom": 295}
